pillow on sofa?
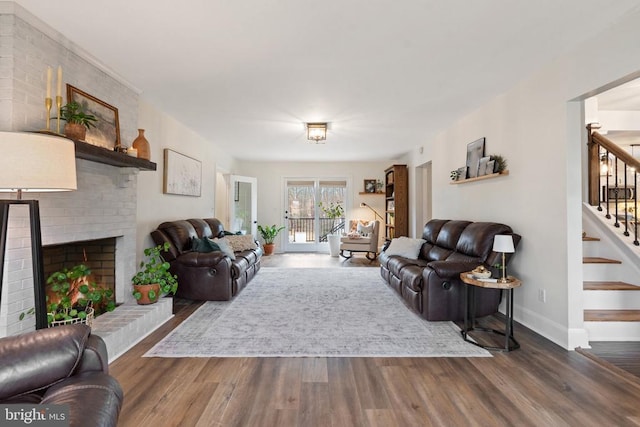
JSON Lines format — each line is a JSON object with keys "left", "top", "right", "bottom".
{"left": 384, "top": 236, "right": 426, "bottom": 260}
{"left": 225, "top": 234, "right": 258, "bottom": 252}
{"left": 212, "top": 238, "right": 236, "bottom": 260}
{"left": 191, "top": 236, "right": 221, "bottom": 253}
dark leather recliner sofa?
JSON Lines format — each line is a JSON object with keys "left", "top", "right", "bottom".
{"left": 379, "top": 219, "right": 521, "bottom": 321}
{"left": 0, "top": 324, "right": 123, "bottom": 427}
{"left": 151, "top": 218, "right": 262, "bottom": 301}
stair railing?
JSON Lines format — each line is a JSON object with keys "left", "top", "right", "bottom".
{"left": 587, "top": 124, "right": 640, "bottom": 246}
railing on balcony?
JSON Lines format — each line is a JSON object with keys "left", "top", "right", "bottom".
{"left": 587, "top": 124, "right": 639, "bottom": 246}
{"left": 287, "top": 217, "right": 345, "bottom": 243}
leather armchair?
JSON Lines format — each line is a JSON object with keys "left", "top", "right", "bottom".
{"left": 0, "top": 324, "right": 123, "bottom": 427}
{"left": 340, "top": 220, "right": 380, "bottom": 260}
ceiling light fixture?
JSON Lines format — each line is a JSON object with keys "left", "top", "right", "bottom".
{"left": 306, "top": 123, "right": 327, "bottom": 143}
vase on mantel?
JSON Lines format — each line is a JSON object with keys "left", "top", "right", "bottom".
{"left": 132, "top": 129, "right": 150, "bottom": 160}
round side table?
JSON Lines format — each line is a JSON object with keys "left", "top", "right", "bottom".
{"left": 460, "top": 272, "right": 522, "bottom": 351}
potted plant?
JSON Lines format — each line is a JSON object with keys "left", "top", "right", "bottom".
{"left": 132, "top": 242, "right": 178, "bottom": 304}
{"left": 21, "top": 264, "right": 115, "bottom": 327}
{"left": 58, "top": 101, "right": 98, "bottom": 140}
{"left": 257, "top": 224, "right": 285, "bottom": 256}
{"left": 318, "top": 201, "right": 344, "bottom": 257}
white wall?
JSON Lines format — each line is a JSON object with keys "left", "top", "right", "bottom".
{"left": 404, "top": 10, "right": 640, "bottom": 349}
{"left": 236, "top": 161, "right": 391, "bottom": 251}
{"left": 135, "top": 100, "right": 236, "bottom": 257}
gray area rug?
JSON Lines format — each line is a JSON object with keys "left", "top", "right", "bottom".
{"left": 145, "top": 267, "right": 490, "bottom": 357}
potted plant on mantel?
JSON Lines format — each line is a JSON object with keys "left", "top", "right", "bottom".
{"left": 257, "top": 224, "right": 285, "bottom": 256}
{"left": 318, "top": 201, "right": 344, "bottom": 257}
{"left": 58, "top": 101, "right": 97, "bottom": 141}
{"left": 131, "top": 242, "right": 178, "bottom": 305}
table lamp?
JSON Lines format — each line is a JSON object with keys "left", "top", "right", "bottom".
{"left": 0, "top": 132, "right": 77, "bottom": 329}
{"left": 492, "top": 234, "right": 515, "bottom": 283}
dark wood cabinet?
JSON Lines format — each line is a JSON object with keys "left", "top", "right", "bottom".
{"left": 384, "top": 164, "right": 408, "bottom": 240}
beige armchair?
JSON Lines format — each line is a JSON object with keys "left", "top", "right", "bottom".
{"left": 339, "top": 220, "right": 380, "bottom": 261}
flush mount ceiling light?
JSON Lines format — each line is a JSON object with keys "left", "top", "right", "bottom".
{"left": 306, "top": 123, "right": 327, "bottom": 143}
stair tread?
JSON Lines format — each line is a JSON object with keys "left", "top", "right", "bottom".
{"left": 584, "top": 281, "right": 640, "bottom": 291}
{"left": 585, "top": 310, "right": 640, "bottom": 321}
{"left": 583, "top": 257, "right": 622, "bottom": 264}
{"left": 583, "top": 236, "right": 601, "bottom": 241}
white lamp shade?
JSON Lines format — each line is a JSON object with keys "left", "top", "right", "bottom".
{"left": 0, "top": 132, "right": 77, "bottom": 192}
{"left": 493, "top": 234, "right": 515, "bottom": 253}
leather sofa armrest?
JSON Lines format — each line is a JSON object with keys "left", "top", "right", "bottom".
{"left": 427, "top": 260, "right": 483, "bottom": 278}
{"left": 76, "top": 335, "right": 109, "bottom": 374}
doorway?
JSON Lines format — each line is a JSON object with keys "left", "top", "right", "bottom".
{"left": 228, "top": 175, "right": 257, "bottom": 236}
{"left": 284, "top": 178, "right": 347, "bottom": 252}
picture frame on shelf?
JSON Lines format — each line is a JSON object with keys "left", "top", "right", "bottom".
{"left": 163, "top": 149, "right": 202, "bottom": 197}
{"left": 66, "top": 84, "right": 120, "bottom": 150}
{"left": 465, "top": 137, "right": 485, "bottom": 178}
{"left": 486, "top": 160, "right": 496, "bottom": 175}
{"left": 364, "top": 179, "right": 376, "bottom": 193}
{"left": 456, "top": 166, "right": 467, "bottom": 181}
{"left": 478, "top": 156, "right": 490, "bottom": 176}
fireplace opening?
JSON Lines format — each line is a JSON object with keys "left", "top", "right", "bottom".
{"left": 43, "top": 237, "right": 117, "bottom": 317}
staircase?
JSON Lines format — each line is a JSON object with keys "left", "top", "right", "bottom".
{"left": 583, "top": 206, "right": 640, "bottom": 341}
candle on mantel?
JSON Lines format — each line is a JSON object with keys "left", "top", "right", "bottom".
{"left": 56, "top": 66, "right": 62, "bottom": 97}
{"left": 46, "top": 66, "right": 52, "bottom": 99}
{"left": 128, "top": 148, "right": 138, "bottom": 157}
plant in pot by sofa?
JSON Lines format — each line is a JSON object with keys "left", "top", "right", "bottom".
{"left": 21, "top": 264, "right": 115, "bottom": 326}
{"left": 58, "top": 101, "right": 97, "bottom": 141}
{"left": 258, "top": 224, "right": 285, "bottom": 256}
{"left": 318, "top": 201, "right": 344, "bottom": 257}
{"left": 132, "top": 242, "right": 178, "bottom": 305}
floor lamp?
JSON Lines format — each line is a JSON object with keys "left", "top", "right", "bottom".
{"left": 360, "top": 202, "right": 384, "bottom": 222}
{"left": 0, "top": 132, "right": 77, "bottom": 329}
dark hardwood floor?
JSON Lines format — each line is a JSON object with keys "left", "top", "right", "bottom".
{"left": 110, "top": 254, "right": 640, "bottom": 426}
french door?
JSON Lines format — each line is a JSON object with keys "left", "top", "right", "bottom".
{"left": 284, "top": 178, "right": 347, "bottom": 252}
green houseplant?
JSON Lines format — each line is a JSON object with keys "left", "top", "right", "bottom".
{"left": 58, "top": 101, "right": 98, "bottom": 140}
{"left": 132, "top": 242, "right": 178, "bottom": 304}
{"left": 257, "top": 224, "right": 285, "bottom": 256}
{"left": 21, "top": 264, "right": 115, "bottom": 326}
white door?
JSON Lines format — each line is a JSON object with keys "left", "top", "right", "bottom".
{"left": 284, "top": 178, "right": 347, "bottom": 252}
{"left": 228, "top": 175, "right": 257, "bottom": 236}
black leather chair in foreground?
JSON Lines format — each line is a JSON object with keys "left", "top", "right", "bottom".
{"left": 0, "top": 324, "right": 123, "bottom": 427}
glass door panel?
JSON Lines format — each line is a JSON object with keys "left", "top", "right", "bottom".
{"left": 285, "top": 180, "right": 317, "bottom": 252}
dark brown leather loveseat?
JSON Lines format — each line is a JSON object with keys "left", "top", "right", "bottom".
{"left": 0, "top": 324, "right": 123, "bottom": 427}
{"left": 151, "top": 218, "right": 262, "bottom": 301}
{"left": 379, "top": 219, "right": 521, "bottom": 321}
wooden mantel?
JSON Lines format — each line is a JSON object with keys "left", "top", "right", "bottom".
{"left": 35, "top": 131, "right": 156, "bottom": 171}
{"left": 72, "top": 139, "right": 156, "bottom": 170}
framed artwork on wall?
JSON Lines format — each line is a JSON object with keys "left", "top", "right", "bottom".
{"left": 364, "top": 179, "right": 377, "bottom": 193}
{"left": 466, "top": 137, "right": 485, "bottom": 178}
{"left": 66, "top": 84, "right": 121, "bottom": 150}
{"left": 163, "top": 149, "right": 202, "bottom": 197}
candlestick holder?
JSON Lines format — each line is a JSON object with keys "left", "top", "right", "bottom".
{"left": 55, "top": 96, "right": 63, "bottom": 134}
{"left": 44, "top": 97, "right": 52, "bottom": 131}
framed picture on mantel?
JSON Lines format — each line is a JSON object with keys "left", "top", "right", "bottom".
{"left": 67, "top": 84, "right": 121, "bottom": 150}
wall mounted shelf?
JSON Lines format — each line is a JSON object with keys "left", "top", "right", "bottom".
{"left": 358, "top": 192, "right": 384, "bottom": 195}
{"left": 450, "top": 170, "right": 509, "bottom": 185}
